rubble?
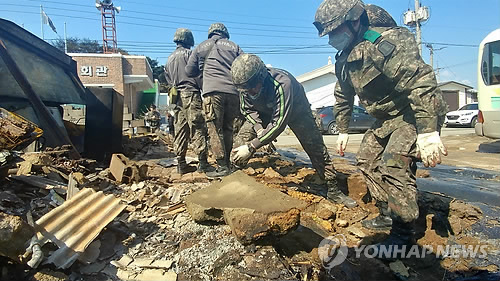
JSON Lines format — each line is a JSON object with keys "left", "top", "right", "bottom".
{"left": 0, "top": 132, "right": 497, "bottom": 281}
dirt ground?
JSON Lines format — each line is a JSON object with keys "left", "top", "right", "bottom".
{"left": 0, "top": 133, "right": 498, "bottom": 281}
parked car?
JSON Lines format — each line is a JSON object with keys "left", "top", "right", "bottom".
{"left": 317, "top": 105, "right": 376, "bottom": 135}
{"left": 445, "top": 103, "right": 479, "bottom": 128}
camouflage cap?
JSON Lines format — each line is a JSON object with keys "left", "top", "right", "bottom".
{"left": 366, "top": 4, "right": 397, "bottom": 27}
{"left": 314, "top": 0, "right": 365, "bottom": 37}
{"left": 208, "top": 23, "right": 229, "bottom": 39}
{"left": 231, "top": 54, "right": 268, "bottom": 90}
{"left": 173, "top": 28, "right": 194, "bottom": 47}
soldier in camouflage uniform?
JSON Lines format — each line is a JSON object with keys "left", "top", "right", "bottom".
{"left": 185, "top": 23, "right": 244, "bottom": 177}
{"left": 230, "top": 54, "right": 357, "bottom": 208}
{"left": 314, "top": 0, "right": 448, "bottom": 254}
{"left": 165, "top": 28, "right": 211, "bottom": 174}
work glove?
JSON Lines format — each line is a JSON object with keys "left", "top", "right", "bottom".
{"left": 416, "top": 131, "right": 447, "bottom": 167}
{"left": 336, "top": 133, "right": 349, "bottom": 157}
{"left": 231, "top": 144, "right": 255, "bottom": 166}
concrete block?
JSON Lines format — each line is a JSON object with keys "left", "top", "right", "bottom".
{"left": 123, "top": 113, "right": 133, "bottom": 121}
{"left": 109, "top": 154, "right": 128, "bottom": 183}
{"left": 130, "top": 119, "right": 145, "bottom": 127}
{"left": 185, "top": 171, "right": 307, "bottom": 244}
{"left": 135, "top": 127, "right": 148, "bottom": 134}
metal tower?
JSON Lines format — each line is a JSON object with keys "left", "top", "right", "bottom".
{"left": 96, "top": 0, "right": 121, "bottom": 54}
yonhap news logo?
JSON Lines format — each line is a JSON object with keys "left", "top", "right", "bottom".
{"left": 317, "top": 234, "right": 348, "bottom": 269}
{"left": 318, "top": 235, "right": 488, "bottom": 269}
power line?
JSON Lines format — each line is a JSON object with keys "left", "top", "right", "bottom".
{"left": 112, "top": 0, "right": 313, "bottom": 24}
{"left": 2, "top": 9, "right": 321, "bottom": 40}
{"left": 12, "top": 0, "right": 313, "bottom": 30}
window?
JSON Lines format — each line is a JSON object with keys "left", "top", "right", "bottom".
{"left": 353, "top": 106, "right": 367, "bottom": 114}
{"left": 483, "top": 41, "right": 500, "bottom": 85}
{"left": 459, "top": 104, "right": 478, "bottom": 111}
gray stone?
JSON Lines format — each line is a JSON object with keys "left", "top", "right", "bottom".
{"left": 185, "top": 171, "right": 307, "bottom": 244}
{"left": 0, "top": 212, "right": 33, "bottom": 262}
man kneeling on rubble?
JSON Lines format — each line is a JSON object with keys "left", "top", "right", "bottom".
{"left": 229, "top": 54, "right": 357, "bottom": 208}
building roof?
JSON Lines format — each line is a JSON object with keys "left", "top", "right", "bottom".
{"left": 438, "top": 81, "right": 473, "bottom": 89}
{"left": 296, "top": 58, "right": 335, "bottom": 83}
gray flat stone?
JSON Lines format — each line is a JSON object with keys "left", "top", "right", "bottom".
{"left": 185, "top": 171, "right": 307, "bottom": 244}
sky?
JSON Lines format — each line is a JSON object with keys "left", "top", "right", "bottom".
{"left": 1, "top": 0, "right": 499, "bottom": 88}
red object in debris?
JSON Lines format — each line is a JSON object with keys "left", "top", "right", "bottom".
{"left": 319, "top": 113, "right": 327, "bottom": 118}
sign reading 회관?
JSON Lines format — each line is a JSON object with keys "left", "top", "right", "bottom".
{"left": 80, "top": 65, "right": 109, "bottom": 77}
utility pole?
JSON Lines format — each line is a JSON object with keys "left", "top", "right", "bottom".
{"left": 64, "top": 22, "right": 68, "bottom": 54}
{"left": 425, "top": 43, "right": 446, "bottom": 72}
{"left": 414, "top": 0, "right": 422, "bottom": 55}
{"left": 40, "top": 5, "right": 44, "bottom": 40}
{"left": 426, "top": 43, "right": 433, "bottom": 68}
{"left": 403, "top": 0, "right": 429, "bottom": 56}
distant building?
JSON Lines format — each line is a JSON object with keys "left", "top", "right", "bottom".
{"left": 438, "top": 81, "right": 477, "bottom": 111}
{"left": 296, "top": 57, "right": 359, "bottom": 109}
{"left": 69, "top": 53, "right": 154, "bottom": 116}
{"left": 297, "top": 60, "right": 476, "bottom": 113}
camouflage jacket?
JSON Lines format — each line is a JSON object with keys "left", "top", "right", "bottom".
{"left": 334, "top": 26, "right": 448, "bottom": 138}
{"left": 185, "top": 35, "right": 243, "bottom": 96}
{"left": 240, "top": 68, "right": 310, "bottom": 149}
{"left": 165, "top": 46, "right": 202, "bottom": 93}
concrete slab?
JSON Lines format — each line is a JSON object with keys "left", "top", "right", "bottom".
{"left": 185, "top": 171, "right": 308, "bottom": 244}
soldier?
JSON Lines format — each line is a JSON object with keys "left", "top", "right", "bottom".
{"left": 185, "top": 23, "right": 244, "bottom": 177}
{"left": 145, "top": 104, "right": 161, "bottom": 133}
{"left": 165, "top": 28, "right": 211, "bottom": 174}
{"left": 230, "top": 54, "right": 357, "bottom": 208}
{"left": 313, "top": 0, "right": 448, "bottom": 255}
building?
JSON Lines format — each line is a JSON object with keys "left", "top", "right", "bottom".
{"left": 296, "top": 57, "right": 336, "bottom": 109}
{"left": 69, "top": 53, "right": 154, "bottom": 116}
{"left": 297, "top": 57, "right": 361, "bottom": 109}
{"left": 297, "top": 59, "right": 476, "bottom": 113}
{"left": 438, "top": 81, "right": 477, "bottom": 111}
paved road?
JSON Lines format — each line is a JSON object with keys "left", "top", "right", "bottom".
{"left": 276, "top": 127, "right": 499, "bottom": 171}
{"left": 276, "top": 127, "right": 475, "bottom": 148}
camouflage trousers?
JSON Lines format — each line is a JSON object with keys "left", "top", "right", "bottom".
{"left": 202, "top": 92, "right": 241, "bottom": 162}
{"left": 356, "top": 123, "right": 418, "bottom": 223}
{"left": 173, "top": 91, "right": 208, "bottom": 158}
{"left": 234, "top": 105, "right": 336, "bottom": 184}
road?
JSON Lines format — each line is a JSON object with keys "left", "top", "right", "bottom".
{"left": 276, "top": 127, "right": 500, "bottom": 171}
{"left": 276, "top": 127, "right": 475, "bottom": 148}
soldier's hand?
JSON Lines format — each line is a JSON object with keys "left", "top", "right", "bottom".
{"left": 231, "top": 144, "right": 255, "bottom": 165}
{"left": 337, "top": 133, "right": 349, "bottom": 157}
{"left": 416, "top": 131, "right": 448, "bottom": 167}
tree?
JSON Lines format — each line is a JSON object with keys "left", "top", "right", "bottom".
{"left": 52, "top": 37, "right": 128, "bottom": 54}
{"left": 147, "top": 57, "right": 165, "bottom": 81}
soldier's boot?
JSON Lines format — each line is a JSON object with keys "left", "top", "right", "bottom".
{"left": 362, "top": 201, "right": 393, "bottom": 230}
{"left": 206, "top": 159, "right": 231, "bottom": 178}
{"left": 197, "top": 154, "right": 214, "bottom": 173}
{"left": 177, "top": 157, "right": 195, "bottom": 175}
{"left": 326, "top": 179, "right": 358, "bottom": 208}
{"left": 372, "top": 220, "right": 416, "bottom": 261}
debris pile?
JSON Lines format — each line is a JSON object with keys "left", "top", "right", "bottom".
{"left": 0, "top": 133, "right": 498, "bottom": 281}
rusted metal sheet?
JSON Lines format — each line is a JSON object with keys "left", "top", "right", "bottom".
{"left": 34, "top": 188, "right": 126, "bottom": 269}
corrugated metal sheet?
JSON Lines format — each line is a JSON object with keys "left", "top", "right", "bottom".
{"left": 34, "top": 188, "right": 126, "bottom": 268}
